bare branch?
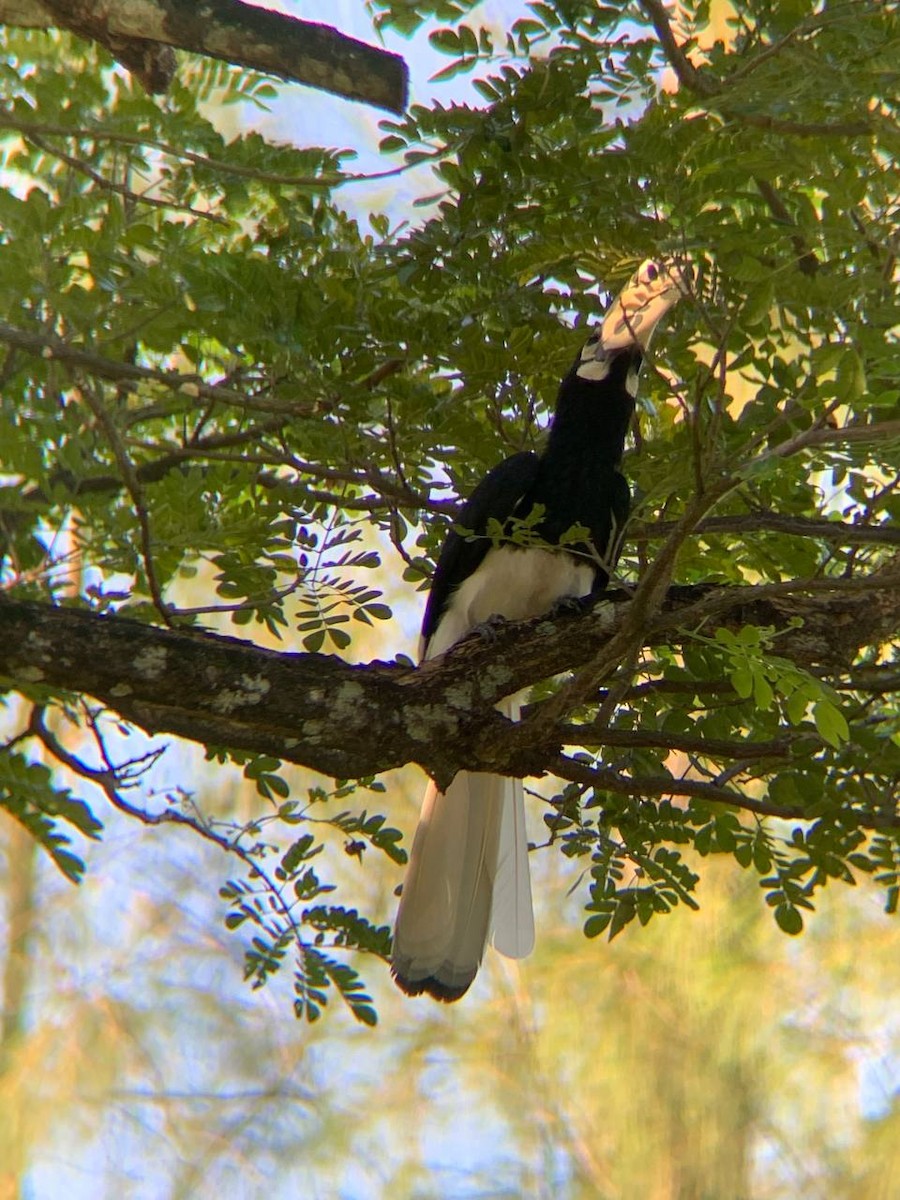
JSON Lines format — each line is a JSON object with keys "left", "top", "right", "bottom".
{"left": 1, "top": 0, "right": 408, "bottom": 112}
{"left": 26, "top": 705, "right": 324, "bottom": 969}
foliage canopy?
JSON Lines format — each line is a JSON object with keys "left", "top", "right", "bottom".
{"left": 0, "top": 0, "right": 897, "bottom": 1023}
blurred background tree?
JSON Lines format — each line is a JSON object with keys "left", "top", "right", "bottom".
{"left": 0, "top": 0, "right": 897, "bottom": 1194}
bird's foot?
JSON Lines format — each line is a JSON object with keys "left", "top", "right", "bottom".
{"left": 548, "top": 592, "right": 596, "bottom": 619}
{"left": 465, "top": 613, "right": 508, "bottom": 644}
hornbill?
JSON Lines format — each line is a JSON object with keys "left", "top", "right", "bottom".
{"left": 392, "top": 258, "right": 690, "bottom": 1001}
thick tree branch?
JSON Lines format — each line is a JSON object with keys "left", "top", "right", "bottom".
{"left": 1, "top": 570, "right": 897, "bottom": 791}
{"left": 0, "top": 0, "right": 408, "bottom": 112}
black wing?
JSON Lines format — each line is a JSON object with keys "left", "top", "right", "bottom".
{"left": 421, "top": 450, "right": 540, "bottom": 648}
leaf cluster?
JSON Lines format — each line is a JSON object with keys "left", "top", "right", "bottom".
{"left": 220, "top": 824, "right": 390, "bottom": 1027}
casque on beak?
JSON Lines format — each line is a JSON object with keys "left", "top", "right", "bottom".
{"left": 599, "top": 257, "right": 692, "bottom": 353}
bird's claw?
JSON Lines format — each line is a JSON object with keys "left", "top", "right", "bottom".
{"left": 548, "top": 592, "right": 595, "bottom": 619}
{"left": 467, "top": 613, "right": 508, "bottom": 644}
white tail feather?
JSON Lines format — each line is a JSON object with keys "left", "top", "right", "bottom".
{"left": 391, "top": 772, "right": 502, "bottom": 997}
{"left": 489, "top": 775, "right": 535, "bottom": 958}
{"left": 392, "top": 701, "right": 534, "bottom": 998}
{"left": 489, "top": 697, "right": 534, "bottom": 958}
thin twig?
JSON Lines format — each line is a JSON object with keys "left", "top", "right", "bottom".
{"left": 640, "top": 0, "right": 873, "bottom": 142}
{"left": 0, "top": 320, "right": 324, "bottom": 415}
{"left": 559, "top": 725, "right": 795, "bottom": 760}
{"left": 639, "top": 0, "right": 716, "bottom": 94}
{"left": 754, "top": 178, "right": 820, "bottom": 276}
{"left": 27, "top": 705, "right": 316, "bottom": 957}
{"left": 736, "top": 112, "right": 872, "bottom": 138}
{"left": 22, "top": 131, "right": 226, "bottom": 223}
{"left": 552, "top": 753, "right": 900, "bottom": 831}
{"left": 82, "top": 387, "right": 171, "bottom": 625}
{"left": 630, "top": 512, "right": 900, "bottom": 549}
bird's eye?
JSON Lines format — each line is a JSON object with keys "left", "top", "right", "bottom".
{"left": 645, "top": 261, "right": 660, "bottom": 282}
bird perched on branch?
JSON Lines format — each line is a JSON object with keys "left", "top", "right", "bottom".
{"left": 392, "top": 258, "right": 691, "bottom": 1001}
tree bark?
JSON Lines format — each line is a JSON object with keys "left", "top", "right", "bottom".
{"left": 2, "top": 570, "right": 897, "bottom": 787}
{"left": 0, "top": 0, "right": 408, "bottom": 110}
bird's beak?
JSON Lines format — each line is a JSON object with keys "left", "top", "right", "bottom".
{"left": 600, "top": 258, "right": 692, "bottom": 352}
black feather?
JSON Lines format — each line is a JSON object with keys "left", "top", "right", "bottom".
{"left": 421, "top": 449, "right": 540, "bottom": 648}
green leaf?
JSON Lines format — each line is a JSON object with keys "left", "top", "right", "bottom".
{"left": 812, "top": 701, "right": 849, "bottom": 748}
{"left": 741, "top": 280, "right": 775, "bottom": 328}
{"left": 0, "top": 752, "right": 101, "bottom": 883}
{"left": 731, "top": 667, "right": 754, "bottom": 700}
{"left": 429, "top": 27, "right": 461, "bottom": 54}
{"left": 835, "top": 349, "right": 866, "bottom": 401}
{"left": 774, "top": 903, "right": 804, "bottom": 936}
{"left": 584, "top": 914, "right": 611, "bottom": 939}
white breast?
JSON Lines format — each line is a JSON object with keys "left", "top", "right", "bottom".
{"left": 424, "top": 545, "right": 594, "bottom": 659}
